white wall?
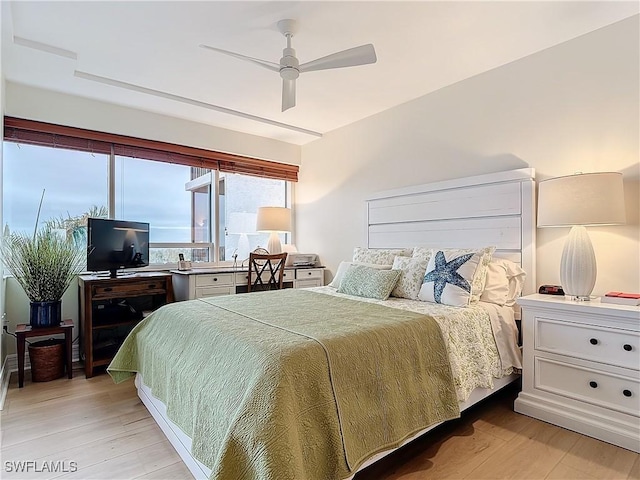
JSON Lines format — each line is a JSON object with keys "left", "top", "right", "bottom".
{"left": 5, "top": 82, "right": 301, "bottom": 166}
{"left": 297, "top": 16, "right": 640, "bottom": 296}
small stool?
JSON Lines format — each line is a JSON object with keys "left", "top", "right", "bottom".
{"left": 16, "top": 319, "right": 73, "bottom": 388}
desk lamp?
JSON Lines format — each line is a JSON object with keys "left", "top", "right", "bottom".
{"left": 537, "top": 172, "right": 626, "bottom": 300}
{"left": 256, "top": 207, "right": 291, "bottom": 254}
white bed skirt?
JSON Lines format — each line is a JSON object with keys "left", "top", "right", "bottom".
{"left": 135, "top": 372, "right": 520, "bottom": 480}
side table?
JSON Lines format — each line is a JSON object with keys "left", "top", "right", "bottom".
{"left": 16, "top": 319, "right": 74, "bottom": 388}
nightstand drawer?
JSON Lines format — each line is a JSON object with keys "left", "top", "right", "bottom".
{"left": 536, "top": 317, "right": 640, "bottom": 370}
{"left": 195, "top": 273, "right": 234, "bottom": 287}
{"left": 535, "top": 357, "right": 640, "bottom": 417}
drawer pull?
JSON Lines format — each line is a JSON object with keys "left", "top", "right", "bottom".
{"left": 589, "top": 381, "right": 598, "bottom": 389}
{"left": 589, "top": 338, "right": 598, "bottom": 345}
{"left": 623, "top": 389, "right": 632, "bottom": 397}
{"left": 104, "top": 287, "right": 112, "bottom": 292}
{"left": 623, "top": 344, "right": 633, "bottom": 351}
{"left": 148, "top": 284, "right": 156, "bottom": 289}
{"left": 213, "top": 278, "right": 218, "bottom": 282}
{"left": 307, "top": 272, "right": 312, "bottom": 275}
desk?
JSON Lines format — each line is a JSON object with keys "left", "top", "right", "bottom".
{"left": 16, "top": 319, "right": 73, "bottom": 388}
{"left": 172, "top": 266, "right": 325, "bottom": 301}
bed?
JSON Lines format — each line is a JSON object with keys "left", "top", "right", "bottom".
{"left": 108, "top": 168, "right": 536, "bottom": 480}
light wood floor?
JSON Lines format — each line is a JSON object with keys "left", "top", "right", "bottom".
{"left": 2, "top": 367, "right": 638, "bottom": 480}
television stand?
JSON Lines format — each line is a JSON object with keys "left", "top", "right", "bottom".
{"left": 78, "top": 272, "right": 174, "bottom": 377}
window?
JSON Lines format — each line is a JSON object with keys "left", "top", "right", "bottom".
{"left": 2, "top": 142, "right": 108, "bottom": 243}
{"left": 2, "top": 118, "right": 295, "bottom": 271}
{"left": 114, "top": 156, "right": 213, "bottom": 263}
{"left": 220, "top": 173, "right": 288, "bottom": 262}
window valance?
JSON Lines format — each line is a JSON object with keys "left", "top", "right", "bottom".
{"left": 4, "top": 117, "right": 298, "bottom": 182}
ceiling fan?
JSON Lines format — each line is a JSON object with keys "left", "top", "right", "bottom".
{"left": 200, "top": 19, "right": 377, "bottom": 112}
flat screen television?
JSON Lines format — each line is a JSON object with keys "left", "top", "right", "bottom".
{"left": 87, "top": 218, "right": 150, "bottom": 277}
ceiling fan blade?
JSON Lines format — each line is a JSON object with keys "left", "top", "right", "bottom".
{"left": 282, "top": 78, "right": 296, "bottom": 112}
{"left": 299, "top": 44, "right": 376, "bottom": 73}
{"left": 199, "top": 44, "right": 280, "bottom": 72}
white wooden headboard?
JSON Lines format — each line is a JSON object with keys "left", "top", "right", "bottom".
{"left": 366, "top": 168, "right": 536, "bottom": 295}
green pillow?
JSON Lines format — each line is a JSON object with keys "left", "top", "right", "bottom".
{"left": 337, "top": 264, "right": 401, "bottom": 300}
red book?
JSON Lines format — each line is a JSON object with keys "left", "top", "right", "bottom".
{"left": 602, "top": 292, "right": 640, "bottom": 306}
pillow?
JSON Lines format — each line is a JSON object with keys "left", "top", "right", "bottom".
{"left": 391, "top": 256, "right": 429, "bottom": 300}
{"left": 417, "top": 246, "right": 495, "bottom": 306}
{"left": 328, "top": 261, "right": 392, "bottom": 289}
{"left": 338, "top": 264, "right": 401, "bottom": 300}
{"left": 481, "top": 258, "right": 526, "bottom": 306}
{"left": 352, "top": 247, "right": 413, "bottom": 265}
{"left": 412, "top": 246, "right": 433, "bottom": 264}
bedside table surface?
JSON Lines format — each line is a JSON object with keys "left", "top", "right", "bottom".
{"left": 519, "top": 294, "right": 640, "bottom": 320}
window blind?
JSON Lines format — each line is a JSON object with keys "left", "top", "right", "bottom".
{"left": 3, "top": 117, "right": 298, "bottom": 182}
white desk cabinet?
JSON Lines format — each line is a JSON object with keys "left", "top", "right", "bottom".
{"left": 172, "top": 267, "right": 325, "bottom": 301}
{"left": 515, "top": 294, "right": 640, "bottom": 452}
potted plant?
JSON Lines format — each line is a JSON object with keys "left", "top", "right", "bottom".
{"left": 1, "top": 196, "right": 85, "bottom": 328}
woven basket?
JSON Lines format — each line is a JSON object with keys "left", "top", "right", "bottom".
{"left": 28, "top": 339, "right": 65, "bottom": 382}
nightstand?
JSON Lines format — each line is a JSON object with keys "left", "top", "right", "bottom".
{"left": 514, "top": 294, "right": 639, "bottom": 452}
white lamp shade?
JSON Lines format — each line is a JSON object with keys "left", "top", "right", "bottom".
{"left": 538, "top": 172, "right": 626, "bottom": 227}
{"left": 256, "top": 207, "right": 291, "bottom": 233}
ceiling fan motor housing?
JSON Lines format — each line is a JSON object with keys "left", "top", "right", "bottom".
{"left": 280, "top": 47, "right": 299, "bottom": 80}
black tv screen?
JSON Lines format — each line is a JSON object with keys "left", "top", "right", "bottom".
{"left": 87, "top": 218, "right": 150, "bottom": 277}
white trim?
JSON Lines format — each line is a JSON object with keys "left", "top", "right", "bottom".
{"left": 74, "top": 70, "right": 323, "bottom": 139}
{"left": 136, "top": 375, "right": 210, "bottom": 480}
{"left": 0, "top": 355, "right": 10, "bottom": 411}
{"left": 13, "top": 36, "right": 77, "bottom": 60}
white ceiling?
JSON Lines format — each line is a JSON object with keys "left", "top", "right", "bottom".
{"left": 2, "top": 1, "right": 638, "bottom": 145}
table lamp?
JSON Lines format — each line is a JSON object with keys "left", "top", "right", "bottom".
{"left": 227, "top": 212, "right": 257, "bottom": 260}
{"left": 537, "top": 172, "right": 626, "bottom": 301}
{"left": 256, "top": 206, "right": 291, "bottom": 254}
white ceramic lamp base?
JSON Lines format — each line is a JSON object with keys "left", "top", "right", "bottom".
{"left": 560, "top": 225, "right": 597, "bottom": 301}
{"left": 266, "top": 232, "right": 282, "bottom": 254}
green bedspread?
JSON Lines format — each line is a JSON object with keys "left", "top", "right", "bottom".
{"left": 108, "top": 289, "right": 459, "bottom": 480}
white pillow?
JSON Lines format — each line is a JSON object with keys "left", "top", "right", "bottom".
{"left": 328, "top": 261, "right": 392, "bottom": 289}
{"left": 481, "top": 258, "right": 526, "bottom": 306}
{"left": 352, "top": 247, "right": 413, "bottom": 265}
{"left": 391, "top": 256, "right": 429, "bottom": 300}
{"left": 417, "top": 247, "right": 495, "bottom": 306}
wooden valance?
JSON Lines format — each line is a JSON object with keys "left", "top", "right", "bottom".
{"left": 4, "top": 116, "right": 298, "bottom": 182}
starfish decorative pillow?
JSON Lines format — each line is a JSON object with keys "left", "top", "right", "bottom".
{"left": 418, "top": 247, "right": 494, "bottom": 306}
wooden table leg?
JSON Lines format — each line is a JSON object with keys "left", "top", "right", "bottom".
{"left": 17, "top": 333, "right": 25, "bottom": 388}
{"left": 65, "top": 328, "right": 73, "bottom": 379}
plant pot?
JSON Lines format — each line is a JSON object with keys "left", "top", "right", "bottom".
{"left": 30, "top": 301, "right": 62, "bottom": 328}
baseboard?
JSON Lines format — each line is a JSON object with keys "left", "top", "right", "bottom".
{"left": 0, "top": 356, "right": 10, "bottom": 410}
{"left": 515, "top": 392, "right": 640, "bottom": 453}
